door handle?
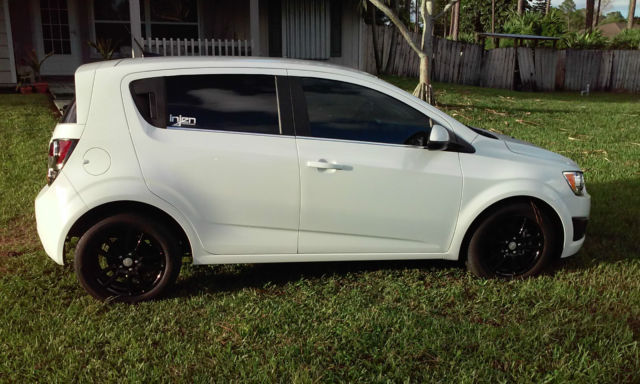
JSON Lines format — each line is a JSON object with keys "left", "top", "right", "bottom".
{"left": 306, "top": 159, "right": 352, "bottom": 171}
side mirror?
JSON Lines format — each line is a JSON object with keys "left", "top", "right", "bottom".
{"left": 426, "top": 125, "right": 450, "bottom": 151}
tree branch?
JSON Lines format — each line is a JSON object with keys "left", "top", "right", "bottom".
{"left": 421, "top": 0, "right": 428, "bottom": 50}
{"left": 434, "top": 0, "right": 460, "bottom": 20}
{"left": 368, "top": 0, "right": 425, "bottom": 56}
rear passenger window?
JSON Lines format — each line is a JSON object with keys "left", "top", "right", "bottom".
{"left": 299, "top": 77, "right": 432, "bottom": 145}
{"left": 130, "top": 74, "right": 281, "bottom": 135}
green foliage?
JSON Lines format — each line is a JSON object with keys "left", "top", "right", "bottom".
{"left": 87, "top": 38, "right": 119, "bottom": 60}
{"left": 558, "top": 0, "right": 586, "bottom": 32}
{"left": 610, "top": 28, "right": 640, "bottom": 49}
{"left": 1, "top": 81, "right": 640, "bottom": 382}
{"left": 558, "top": 0, "right": 576, "bottom": 15}
{"left": 23, "top": 49, "right": 53, "bottom": 82}
{"left": 457, "top": 32, "right": 477, "bottom": 44}
{"left": 530, "top": 0, "right": 548, "bottom": 14}
{"left": 563, "top": 29, "right": 610, "bottom": 49}
{"left": 601, "top": 11, "right": 626, "bottom": 24}
{"left": 500, "top": 9, "right": 567, "bottom": 47}
{"left": 459, "top": 0, "right": 517, "bottom": 35}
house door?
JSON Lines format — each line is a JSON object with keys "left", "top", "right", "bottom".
{"left": 32, "top": 0, "right": 82, "bottom": 76}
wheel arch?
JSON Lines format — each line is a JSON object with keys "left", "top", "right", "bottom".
{"left": 457, "top": 196, "right": 564, "bottom": 262}
{"left": 66, "top": 200, "right": 192, "bottom": 263}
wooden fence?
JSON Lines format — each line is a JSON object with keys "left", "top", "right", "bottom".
{"left": 362, "top": 25, "right": 640, "bottom": 93}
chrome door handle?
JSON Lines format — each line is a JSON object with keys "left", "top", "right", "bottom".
{"left": 306, "top": 159, "right": 352, "bottom": 171}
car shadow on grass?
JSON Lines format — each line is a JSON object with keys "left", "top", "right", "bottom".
{"left": 171, "top": 259, "right": 463, "bottom": 298}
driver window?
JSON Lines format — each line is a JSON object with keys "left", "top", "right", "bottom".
{"left": 299, "top": 77, "right": 433, "bottom": 145}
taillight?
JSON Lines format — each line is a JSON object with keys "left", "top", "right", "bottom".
{"left": 47, "top": 139, "right": 78, "bottom": 185}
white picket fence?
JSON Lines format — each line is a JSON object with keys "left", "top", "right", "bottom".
{"left": 143, "top": 37, "right": 252, "bottom": 57}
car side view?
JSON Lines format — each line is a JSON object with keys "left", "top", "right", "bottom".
{"left": 35, "top": 57, "right": 590, "bottom": 302}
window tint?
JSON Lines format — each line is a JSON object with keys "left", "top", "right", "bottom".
{"left": 300, "top": 78, "right": 432, "bottom": 145}
{"left": 165, "top": 75, "right": 280, "bottom": 134}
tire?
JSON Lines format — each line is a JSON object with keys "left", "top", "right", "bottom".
{"left": 465, "top": 202, "right": 559, "bottom": 279}
{"left": 74, "top": 213, "right": 182, "bottom": 302}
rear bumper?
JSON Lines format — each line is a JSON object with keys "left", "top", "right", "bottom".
{"left": 35, "top": 173, "right": 86, "bottom": 265}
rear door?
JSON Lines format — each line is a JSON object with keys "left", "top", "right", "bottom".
{"left": 289, "top": 73, "right": 463, "bottom": 254}
{"left": 124, "top": 69, "right": 300, "bottom": 255}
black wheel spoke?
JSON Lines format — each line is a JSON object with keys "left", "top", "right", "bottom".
{"left": 481, "top": 214, "right": 545, "bottom": 277}
{"left": 89, "top": 224, "right": 167, "bottom": 297}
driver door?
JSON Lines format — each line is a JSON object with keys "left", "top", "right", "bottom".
{"left": 289, "top": 74, "right": 463, "bottom": 254}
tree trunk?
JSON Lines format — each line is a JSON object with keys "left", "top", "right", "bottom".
{"left": 370, "top": 6, "right": 382, "bottom": 75}
{"left": 491, "top": 0, "right": 497, "bottom": 47}
{"left": 517, "top": 0, "right": 525, "bottom": 15}
{"left": 594, "top": 0, "right": 601, "bottom": 27}
{"left": 450, "top": 1, "right": 460, "bottom": 40}
{"left": 629, "top": 0, "right": 637, "bottom": 29}
{"left": 585, "top": 0, "right": 595, "bottom": 31}
{"left": 545, "top": 0, "right": 551, "bottom": 15}
{"left": 413, "top": 55, "right": 434, "bottom": 104}
{"left": 413, "top": 9, "right": 435, "bottom": 105}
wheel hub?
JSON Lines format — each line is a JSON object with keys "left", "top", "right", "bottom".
{"left": 508, "top": 241, "right": 517, "bottom": 251}
{"left": 122, "top": 257, "right": 134, "bottom": 267}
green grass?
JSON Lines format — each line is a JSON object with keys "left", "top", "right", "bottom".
{"left": 1, "top": 81, "right": 639, "bottom": 382}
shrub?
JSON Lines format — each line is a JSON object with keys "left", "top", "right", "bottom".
{"left": 501, "top": 10, "right": 567, "bottom": 47}
{"left": 610, "top": 29, "right": 640, "bottom": 50}
{"left": 562, "top": 29, "right": 610, "bottom": 49}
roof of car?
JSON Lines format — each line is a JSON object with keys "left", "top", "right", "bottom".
{"left": 84, "top": 56, "right": 377, "bottom": 80}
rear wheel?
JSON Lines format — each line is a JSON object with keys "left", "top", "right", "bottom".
{"left": 74, "top": 213, "right": 181, "bottom": 302}
{"left": 466, "top": 202, "right": 559, "bottom": 278}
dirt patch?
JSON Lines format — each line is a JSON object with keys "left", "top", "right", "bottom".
{"left": 0, "top": 214, "right": 41, "bottom": 273}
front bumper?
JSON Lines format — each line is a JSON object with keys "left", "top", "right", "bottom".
{"left": 35, "top": 172, "right": 86, "bottom": 264}
{"left": 559, "top": 192, "right": 590, "bottom": 258}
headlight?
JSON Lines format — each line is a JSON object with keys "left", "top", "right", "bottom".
{"left": 563, "top": 171, "right": 585, "bottom": 195}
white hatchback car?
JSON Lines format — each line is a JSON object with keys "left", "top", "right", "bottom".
{"left": 35, "top": 57, "right": 590, "bottom": 302}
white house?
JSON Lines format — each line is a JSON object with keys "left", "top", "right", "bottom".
{"left": 1, "top": 0, "right": 366, "bottom": 84}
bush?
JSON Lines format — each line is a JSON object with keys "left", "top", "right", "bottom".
{"left": 501, "top": 10, "right": 567, "bottom": 47}
{"left": 562, "top": 29, "right": 610, "bottom": 49}
{"left": 610, "top": 29, "right": 640, "bottom": 50}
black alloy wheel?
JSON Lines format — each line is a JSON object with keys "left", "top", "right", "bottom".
{"left": 466, "top": 202, "right": 559, "bottom": 278}
{"left": 74, "top": 213, "right": 181, "bottom": 302}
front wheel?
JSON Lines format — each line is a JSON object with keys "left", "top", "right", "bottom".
{"left": 465, "top": 202, "right": 559, "bottom": 278}
{"left": 74, "top": 213, "right": 182, "bottom": 302}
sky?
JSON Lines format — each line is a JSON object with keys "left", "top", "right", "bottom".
{"left": 550, "top": 0, "right": 640, "bottom": 18}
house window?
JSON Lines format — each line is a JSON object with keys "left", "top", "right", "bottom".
{"left": 93, "top": 0, "right": 131, "bottom": 51}
{"left": 141, "top": 0, "right": 199, "bottom": 39}
{"left": 40, "top": 0, "right": 72, "bottom": 55}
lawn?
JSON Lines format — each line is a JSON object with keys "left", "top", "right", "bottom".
{"left": 1, "top": 80, "right": 639, "bottom": 382}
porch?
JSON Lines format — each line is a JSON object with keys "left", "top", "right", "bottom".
{"left": 7, "top": 0, "right": 363, "bottom": 79}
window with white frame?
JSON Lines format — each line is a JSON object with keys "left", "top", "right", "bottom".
{"left": 91, "top": 0, "right": 199, "bottom": 56}
{"left": 140, "top": 0, "right": 199, "bottom": 39}
{"left": 40, "top": 0, "right": 72, "bottom": 55}
{"left": 92, "top": 0, "right": 131, "bottom": 52}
